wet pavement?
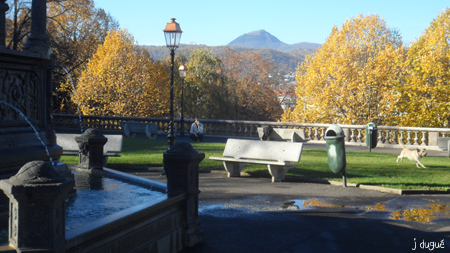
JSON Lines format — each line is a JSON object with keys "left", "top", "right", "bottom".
{"left": 125, "top": 137, "right": 450, "bottom": 252}
{"left": 124, "top": 167, "right": 450, "bottom": 253}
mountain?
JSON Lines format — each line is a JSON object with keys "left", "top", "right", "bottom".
{"left": 227, "top": 29, "right": 321, "bottom": 52}
{"left": 228, "top": 30, "right": 285, "bottom": 50}
{"left": 143, "top": 44, "right": 308, "bottom": 73}
{"left": 142, "top": 30, "right": 321, "bottom": 73}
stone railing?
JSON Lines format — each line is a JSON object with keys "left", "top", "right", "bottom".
{"left": 52, "top": 114, "right": 450, "bottom": 150}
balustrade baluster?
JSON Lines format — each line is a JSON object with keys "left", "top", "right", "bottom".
{"left": 249, "top": 125, "right": 256, "bottom": 137}
{"left": 314, "top": 127, "right": 319, "bottom": 141}
{"left": 320, "top": 127, "right": 326, "bottom": 141}
{"left": 251, "top": 125, "right": 256, "bottom": 137}
{"left": 392, "top": 130, "right": 398, "bottom": 145}
{"left": 399, "top": 131, "right": 404, "bottom": 145}
{"left": 406, "top": 131, "right": 412, "bottom": 145}
{"left": 357, "top": 129, "right": 363, "bottom": 143}
{"left": 214, "top": 123, "right": 218, "bottom": 135}
{"left": 377, "top": 129, "right": 384, "bottom": 143}
{"left": 385, "top": 130, "right": 391, "bottom": 144}
{"left": 350, "top": 129, "right": 355, "bottom": 142}
{"left": 421, "top": 131, "right": 427, "bottom": 146}
{"left": 215, "top": 123, "right": 219, "bottom": 135}
{"left": 413, "top": 131, "right": 419, "bottom": 145}
{"left": 219, "top": 123, "right": 224, "bottom": 135}
{"left": 243, "top": 125, "right": 249, "bottom": 136}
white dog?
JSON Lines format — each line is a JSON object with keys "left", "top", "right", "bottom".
{"left": 396, "top": 143, "right": 427, "bottom": 168}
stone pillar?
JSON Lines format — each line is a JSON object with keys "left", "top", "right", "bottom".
{"left": 428, "top": 132, "right": 439, "bottom": 147}
{"left": 23, "top": 0, "right": 51, "bottom": 56}
{"left": 0, "top": 161, "right": 74, "bottom": 252}
{"left": 75, "top": 128, "right": 108, "bottom": 170}
{"left": 163, "top": 142, "right": 204, "bottom": 248}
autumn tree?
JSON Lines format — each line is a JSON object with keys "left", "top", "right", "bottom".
{"left": 221, "top": 48, "right": 283, "bottom": 121}
{"left": 47, "top": 0, "right": 118, "bottom": 113}
{"left": 76, "top": 29, "right": 169, "bottom": 117}
{"left": 397, "top": 8, "right": 450, "bottom": 127}
{"left": 282, "top": 14, "right": 406, "bottom": 125}
{"left": 182, "top": 48, "right": 233, "bottom": 119}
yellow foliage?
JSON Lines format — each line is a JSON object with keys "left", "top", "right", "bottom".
{"left": 398, "top": 8, "right": 450, "bottom": 127}
{"left": 76, "top": 29, "right": 169, "bottom": 117}
{"left": 283, "top": 14, "right": 406, "bottom": 125}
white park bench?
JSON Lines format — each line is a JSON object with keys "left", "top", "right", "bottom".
{"left": 56, "top": 133, "right": 123, "bottom": 164}
{"left": 120, "top": 122, "right": 162, "bottom": 139}
{"left": 209, "top": 139, "right": 304, "bottom": 182}
{"left": 257, "top": 127, "right": 309, "bottom": 142}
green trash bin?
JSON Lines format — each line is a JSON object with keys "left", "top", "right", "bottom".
{"left": 324, "top": 125, "right": 346, "bottom": 174}
{"left": 365, "top": 122, "right": 378, "bottom": 151}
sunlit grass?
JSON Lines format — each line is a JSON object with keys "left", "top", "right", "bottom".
{"left": 59, "top": 137, "right": 450, "bottom": 191}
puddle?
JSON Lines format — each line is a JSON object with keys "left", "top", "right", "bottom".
{"left": 285, "top": 198, "right": 450, "bottom": 224}
{"left": 198, "top": 203, "right": 257, "bottom": 218}
{"left": 282, "top": 199, "right": 344, "bottom": 210}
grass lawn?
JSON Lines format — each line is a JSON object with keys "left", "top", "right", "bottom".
{"left": 59, "top": 137, "right": 450, "bottom": 191}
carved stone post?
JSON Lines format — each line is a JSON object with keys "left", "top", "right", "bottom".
{"left": 163, "top": 142, "right": 204, "bottom": 248}
{"left": 0, "top": 0, "right": 8, "bottom": 47}
{"left": 0, "top": 161, "right": 74, "bottom": 252}
{"left": 24, "top": 0, "right": 51, "bottom": 56}
{"left": 75, "top": 128, "right": 108, "bottom": 170}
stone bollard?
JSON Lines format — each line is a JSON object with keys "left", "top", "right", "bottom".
{"left": 0, "top": 161, "right": 74, "bottom": 252}
{"left": 75, "top": 128, "right": 107, "bottom": 170}
{"left": 163, "top": 141, "right": 205, "bottom": 248}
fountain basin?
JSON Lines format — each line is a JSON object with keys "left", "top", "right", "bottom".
{"left": 65, "top": 167, "right": 187, "bottom": 252}
{"left": 0, "top": 165, "right": 189, "bottom": 252}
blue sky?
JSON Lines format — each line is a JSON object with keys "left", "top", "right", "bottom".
{"left": 94, "top": 0, "right": 449, "bottom": 46}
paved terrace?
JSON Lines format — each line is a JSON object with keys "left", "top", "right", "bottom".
{"left": 116, "top": 135, "right": 450, "bottom": 253}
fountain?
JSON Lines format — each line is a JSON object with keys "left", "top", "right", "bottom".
{"left": 0, "top": 0, "right": 204, "bottom": 252}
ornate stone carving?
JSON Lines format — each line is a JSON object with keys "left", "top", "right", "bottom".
{"left": 0, "top": 69, "right": 39, "bottom": 124}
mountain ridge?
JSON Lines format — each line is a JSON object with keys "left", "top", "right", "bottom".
{"left": 228, "top": 29, "right": 321, "bottom": 52}
{"left": 143, "top": 30, "right": 321, "bottom": 73}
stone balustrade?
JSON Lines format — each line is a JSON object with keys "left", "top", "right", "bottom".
{"left": 52, "top": 114, "right": 450, "bottom": 150}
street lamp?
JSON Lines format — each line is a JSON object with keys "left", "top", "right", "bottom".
{"left": 178, "top": 64, "right": 188, "bottom": 137}
{"left": 163, "top": 18, "right": 182, "bottom": 149}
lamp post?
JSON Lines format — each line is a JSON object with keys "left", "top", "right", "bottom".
{"left": 164, "top": 18, "right": 182, "bottom": 149}
{"left": 178, "top": 64, "right": 188, "bottom": 137}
